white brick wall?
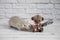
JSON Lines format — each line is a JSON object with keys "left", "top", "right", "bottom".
{"left": 0, "top": 0, "right": 60, "bottom": 20}
{"left": 17, "top": 0, "right": 49, "bottom": 3}
{"left": 51, "top": 0, "right": 60, "bottom": 3}
{"left": 55, "top": 4, "right": 60, "bottom": 9}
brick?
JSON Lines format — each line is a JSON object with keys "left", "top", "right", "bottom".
{"left": 5, "top": 9, "right": 13, "bottom": 14}
{"left": 6, "top": 13, "right": 25, "bottom": 18}
{"left": 17, "top": 0, "right": 26, "bottom": 3}
{"left": 26, "top": 9, "right": 52, "bottom": 14}
{"left": 0, "top": 0, "right": 17, "bottom": 4}
{"left": 5, "top": 9, "right": 25, "bottom": 14}
{"left": 55, "top": 4, "right": 60, "bottom": 9}
{"left": 5, "top": 9, "right": 26, "bottom": 18}
{"left": 55, "top": 15, "right": 60, "bottom": 19}
{"left": 12, "top": 4, "right": 24, "bottom": 8}
{"left": 37, "top": 4, "right": 53, "bottom": 9}
{"left": 26, "top": 9, "right": 42, "bottom": 13}
{"left": 42, "top": 9, "right": 52, "bottom": 14}
{"left": 12, "top": 4, "right": 37, "bottom": 9}
{"left": 0, "top": 4, "right": 12, "bottom": 9}
{"left": 52, "top": 9, "right": 60, "bottom": 15}
{"left": 40, "top": 14, "right": 54, "bottom": 19}
{"left": 12, "top": 9, "right": 25, "bottom": 14}
{"left": 6, "top": 13, "right": 30, "bottom": 19}
{"left": 0, "top": 9, "right": 6, "bottom": 19}
{"left": 25, "top": 0, "right": 49, "bottom": 3}
{"left": 17, "top": 0, "right": 49, "bottom": 3}
{"left": 51, "top": 0, "right": 60, "bottom": 3}
{"left": 51, "top": 9, "right": 60, "bottom": 19}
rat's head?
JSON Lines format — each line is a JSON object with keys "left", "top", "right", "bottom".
{"left": 31, "top": 15, "right": 44, "bottom": 23}
{"left": 22, "top": 24, "right": 30, "bottom": 30}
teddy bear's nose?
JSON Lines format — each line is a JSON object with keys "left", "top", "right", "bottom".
{"left": 34, "top": 20, "right": 39, "bottom": 23}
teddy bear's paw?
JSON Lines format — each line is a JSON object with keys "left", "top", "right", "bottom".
{"left": 38, "top": 28, "right": 43, "bottom": 32}
{"left": 42, "top": 19, "right": 53, "bottom": 27}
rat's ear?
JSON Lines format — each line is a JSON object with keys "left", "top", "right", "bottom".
{"left": 31, "top": 17, "right": 34, "bottom": 20}
{"left": 42, "top": 17, "right": 44, "bottom": 21}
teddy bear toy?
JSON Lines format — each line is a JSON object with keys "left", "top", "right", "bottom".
{"left": 31, "top": 15, "right": 44, "bottom": 32}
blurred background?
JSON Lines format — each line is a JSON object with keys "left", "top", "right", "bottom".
{"left": 0, "top": 0, "right": 60, "bottom": 20}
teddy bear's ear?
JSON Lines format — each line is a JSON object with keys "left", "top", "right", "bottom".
{"left": 31, "top": 17, "right": 34, "bottom": 20}
{"left": 42, "top": 17, "right": 44, "bottom": 21}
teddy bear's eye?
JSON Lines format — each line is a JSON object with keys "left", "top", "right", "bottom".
{"left": 39, "top": 20, "right": 40, "bottom": 21}
{"left": 42, "top": 18, "right": 44, "bottom": 21}
{"left": 24, "top": 25, "right": 26, "bottom": 26}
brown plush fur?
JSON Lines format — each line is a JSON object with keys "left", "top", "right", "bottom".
{"left": 31, "top": 15, "right": 44, "bottom": 32}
